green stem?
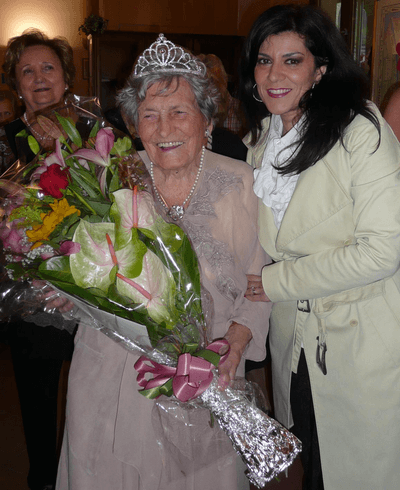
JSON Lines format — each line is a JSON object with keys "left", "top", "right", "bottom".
{"left": 66, "top": 188, "right": 97, "bottom": 215}
{"left": 60, "top": 137, "right": 73, "bottom": 153}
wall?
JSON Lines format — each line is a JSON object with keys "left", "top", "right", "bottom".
{"left": 0, "top": 0, "right": 89, "bottom": 97}
{"left": 98, "top": 0, "right": 309, "bottom": 37}
{"left": 0, "top": 0, "right": 312, "bottom": 102}
{"left": 238, "top": 0, "right": 309, "bottom": 35}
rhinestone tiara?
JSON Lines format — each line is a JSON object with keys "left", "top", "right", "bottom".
{"left": 133, "top": 33, "right": 207, "bottom": 78}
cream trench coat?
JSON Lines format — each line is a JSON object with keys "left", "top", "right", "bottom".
{"left": 246, "top": 106, "right": 400, "bottom": 490}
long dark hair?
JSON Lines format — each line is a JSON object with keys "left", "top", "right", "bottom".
{"left": 239, "top": 4, "right": 380, "bottom": 175}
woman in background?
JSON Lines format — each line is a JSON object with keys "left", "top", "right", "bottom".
{"left": 241, "top": 5, "right": 400, "bottom": 490}
{"left": 0, "top": 90, "right": 18, "bottom": 173}
{"left": 0, "top": 90, "right": 17, "bottom": 125}
{"left": 2, "top": 29, "right": 76, "bottom": 490}
{"left": 3, "top": 29, "right": 75, "bottom": 162}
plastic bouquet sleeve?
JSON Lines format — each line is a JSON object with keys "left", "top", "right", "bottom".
{"left": 0, "top": 94, "right": 301, "bottom": 486}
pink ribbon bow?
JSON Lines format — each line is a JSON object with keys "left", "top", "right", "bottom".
{"left": 134, "top": 339, "right": 230, "bottom": 402}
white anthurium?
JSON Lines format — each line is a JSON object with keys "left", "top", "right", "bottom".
{"left": 116, "top": 248, "right": 177, "bottom": 327}
{"left": 111, "top": 187, "right": 185, "bottom": 253}
{"left": 70, "top": 219, "right": 177, "bottom": 326}
{"left": 111, "top": 188, "right": 158, "bottom": 249}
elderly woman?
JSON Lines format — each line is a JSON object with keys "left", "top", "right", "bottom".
{"left": 2, "top": 29, "right": 76, "bottom": 490}
{"left": 242, "top": 5, "right": 400, "bottom": 490}
{"left": 56, "top": 35, "right": 271, "bottom": 490}
{"left": 2, "top": 28, "right": 75, "bottom": 162}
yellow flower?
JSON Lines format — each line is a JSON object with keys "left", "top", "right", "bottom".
{"left": 26, "top": 198, "right": 81, "bottom": 249}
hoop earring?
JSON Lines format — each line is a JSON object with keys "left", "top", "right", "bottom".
{"left": 252, "top": 83, "right": 263, "bottom": 103}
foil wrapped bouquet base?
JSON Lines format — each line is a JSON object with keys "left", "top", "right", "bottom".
{"left": 200, "top": 377, "right": 302, "bottom": 487}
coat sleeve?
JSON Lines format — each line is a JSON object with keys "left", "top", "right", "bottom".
{"left": 262, "top": 114, "right": 400, "bottom": 302}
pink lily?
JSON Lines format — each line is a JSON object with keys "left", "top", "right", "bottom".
{"left": 31, "top": 139, "right": 66, "bottom": 180}
{"left": 70, "top": 127, "right": 114, "bottom": 167}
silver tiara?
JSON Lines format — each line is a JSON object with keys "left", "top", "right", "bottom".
{"left": 133, "top": 34, "right": 207, "bottom": 78}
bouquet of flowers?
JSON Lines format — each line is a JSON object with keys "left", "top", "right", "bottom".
{"left": 0, "top": 96, "right": 301, "bottom": 487}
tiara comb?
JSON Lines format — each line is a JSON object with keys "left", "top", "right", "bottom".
{"left": 133, "top": 34, "right": 207, "bottom": 78}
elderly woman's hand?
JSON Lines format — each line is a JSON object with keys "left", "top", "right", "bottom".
{"left": 218, "top": 322, "right": 253, "bottom": 390}
{"left": 245, "top": 274, "right": 270, "bottom": 302}
{"left": 32, "top": 279, "right": 75, "bottom": 313}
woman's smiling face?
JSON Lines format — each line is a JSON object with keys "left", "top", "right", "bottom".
{"left": 254, "top": 31, "right": 326, "bottom": 133}
{"left": 137, "top": 77, "right": 211, "bottom": 172}
{"left": 16, "top": 45, "right": 66, "bottom": 115}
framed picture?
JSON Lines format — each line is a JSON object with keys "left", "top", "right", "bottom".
{"left": 82, "top": 58, "right": 89, "bottom": 80}
{"left": 371, "top": 0, "right": 400, "bottom": 108}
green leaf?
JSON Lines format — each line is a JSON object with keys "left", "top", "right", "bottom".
{"left": 28, "top": 135, "right": 40, "bottom": 155}
{"left": 89, "top": 121, "right": 100, "bottom": 138}
{"left": 67, "top": 166, "right": 101, "bottom": 198}
{"left": 83, "top": 199, "right": 112, "bottom": 217}
{"left": 39, "top": 255, "right": 74, "bottom": 283}
{"left": 48, "top": 212, "right": 81, "bottom": 243}
{"left": 16, "top": 129, "right": 30, "bottom": 138}
{"left": 108, "top": 168, "right": 121, "bottom": 195}
{"left": 111, "top": 136, "right": 132, "bottom": 156}
{"left": 137, "top": 227, "right": 156, "bottom": 240}
{"left": 109, "top": 264, "right": 118, "bottom": 283}
{"left": 55, "top": 113, "right": 82, "bottom": 147}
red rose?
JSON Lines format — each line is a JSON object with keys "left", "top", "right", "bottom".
{"left": 39, "top": 164, "right": 70, "bottom": 198}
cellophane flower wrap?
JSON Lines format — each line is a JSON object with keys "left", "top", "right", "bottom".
{"left": 0, "top": 95, "right": 301, "bottom": 487}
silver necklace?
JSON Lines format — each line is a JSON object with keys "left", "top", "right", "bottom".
{"left": 150, "top": 145, "right": 205, "bottom": 221}
{"left": 23, "top": 112, "right": 53, "bottom": 141}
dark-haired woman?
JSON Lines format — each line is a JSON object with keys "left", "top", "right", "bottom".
{"left": 242, "top": 5, "right": 400, "bottom": 490}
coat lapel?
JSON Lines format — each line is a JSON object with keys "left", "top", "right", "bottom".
{"left": 276, "top": 158, "right": 353, "bottom": 251}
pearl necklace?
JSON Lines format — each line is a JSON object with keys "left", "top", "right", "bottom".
{"left": 150, "top": 145, "right": 205, "bottom": 221}
{"left": 23, "top": 113, "right": 53, "bottom": 141}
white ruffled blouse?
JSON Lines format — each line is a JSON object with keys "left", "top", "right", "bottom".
{"left": 253, "top": 114, "right": 304, "bottom": 229}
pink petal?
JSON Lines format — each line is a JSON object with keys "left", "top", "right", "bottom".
{"left": 95, "top": 128, "right": 114, "bottom": 159}
{"left": 41, "top": 251, "right": 56, "bottom": 260}
{"left": 59, "top": 241, "right": 81, "bottom": 255}
{"left": 71, "top": 149, "right": 108, "bottom": 166}
{"left": 43, "top": 140, "right": 65, "bottom": 168}
{"left": 31, "top": 165, "right": 49, "bottom": 180}
{"left": 78, "top": 158, "right": 90, "bottom": 170}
